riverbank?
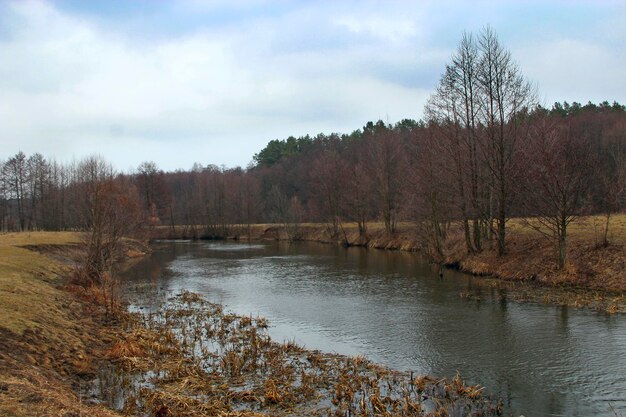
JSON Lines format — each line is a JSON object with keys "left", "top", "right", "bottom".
{"left": 149, "top": 215, "right": 626, "bottom": 311}
{"left": 0, "top": 232, "right": 123, "bottom": 416}
{"left": 0, "top": 232, "right": 503, "bottom": 416}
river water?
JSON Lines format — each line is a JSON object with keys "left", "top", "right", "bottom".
{"left": 121, "top": 240, "right": 626, "bottom": 417}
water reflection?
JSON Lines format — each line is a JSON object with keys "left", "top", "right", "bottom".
{"left": 121, "top": 241, "right": 626, "bottom": 417}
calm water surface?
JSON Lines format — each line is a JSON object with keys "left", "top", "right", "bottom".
{"left": 121, "top": 241, "right": 626, "bottom": 417}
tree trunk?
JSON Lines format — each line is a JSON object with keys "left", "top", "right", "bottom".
{"left": 456, "top": 167, "right": 475, "bottom": 254}
{"left": 603, "top": 211, "right": 611, "bottom": 247}
{"left": 472, "top": 219, "right": 482, "bottom": 251}
{"left": 497, "top": 180, "right": 506, "bottom": 256}
{"left": 463, "top": 218, "right": 474, "bottom": 254}
{"left": 558, "top": 218, "right": 567, "bottom": 269}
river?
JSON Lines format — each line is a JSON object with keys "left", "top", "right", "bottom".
{"left": 121, "top": 240, "right": 626, "bottom": 417}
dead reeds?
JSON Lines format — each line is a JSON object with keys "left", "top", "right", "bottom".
{"left": 94, "top": 291, "right": 503, "bottom": 416}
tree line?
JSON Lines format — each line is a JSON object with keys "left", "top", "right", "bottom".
{"left": 1, "top": 28, "right": 625, "bottom": 270}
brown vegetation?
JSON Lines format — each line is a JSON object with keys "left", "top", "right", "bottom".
{"left": 450, "top": 216, "right": 626, "bottom": 292}
{"left": 0, "top": 232, "right": 124, "bottom": 417}
{"left": 96, "top": 291, "right": 502, "bottom": 416}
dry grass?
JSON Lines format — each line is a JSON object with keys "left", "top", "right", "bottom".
{"left": 436, "top": 215, "right": 626, "bottom": 312}
{"left": 0, "top": 369, "right": 120, "bottom": 417}
{"left": 0, "top": 231, "right": 126, "bottom": 417}
{"left": 0, "top": 232, "right": 81, "bottom": 335}
{"left": 507, "top": 215, "right": 626, "bottom": 247}
{"left": 450, "top": 215, "right": 626, "bottom": 292}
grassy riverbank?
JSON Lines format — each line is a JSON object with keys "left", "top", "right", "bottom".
{"left": 0, "top": 232, "right": 122, "bottom": 416}
{"left": 150, "top": 214, "right": 626, "bottom": 310}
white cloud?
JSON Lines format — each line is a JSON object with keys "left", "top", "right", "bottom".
{"left": 0, "top": 2, "right": 258, "bottom": 168}
{"left": 333, "top": 15, "right": 418, "bottom": 43}
{"left": 0, "top": 1, "right": 438, "bottom": 170}
{"left": 0, "top": 0, "right": 623, "bottom": 170}
{"left": 515, "top": 37, "right": 626, "bottom": 106}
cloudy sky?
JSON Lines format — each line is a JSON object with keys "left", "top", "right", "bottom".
{"left": 0, "top": 0, "right": 624, "bottom": 171}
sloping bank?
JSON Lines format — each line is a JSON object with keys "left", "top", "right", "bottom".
{"left": 150, "top": 217, "right": 625, "bottom": 312}
{"left": 0, "top": 232, "right": 146, "bottom": 417}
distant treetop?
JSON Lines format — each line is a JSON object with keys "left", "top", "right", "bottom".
{"left": 253, "top": 119, "right": 423, "bottom": 167}
{"left": 549, "top": 100, "right": 625, "bottom": 117}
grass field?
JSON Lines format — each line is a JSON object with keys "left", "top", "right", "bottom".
{"left": 0, "top": 232, "right": 81, "bottom": 334}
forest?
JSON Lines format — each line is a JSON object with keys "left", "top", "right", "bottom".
{"left": 1, "top": 30, "right": 625, "bottom": 270}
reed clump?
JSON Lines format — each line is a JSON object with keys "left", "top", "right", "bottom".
{"left": 95, "top": 291, "right": 504, "bottom": 416}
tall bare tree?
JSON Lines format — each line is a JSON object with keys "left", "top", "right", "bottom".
{"left": 407, "top": 129, "right": 451, "bottom": 257}
{"left": 476, "top": 26, "right": 536, "bottom": 255}
{"left": 426, "top": 28, "right": 535, "bottom": 255}
{"left": 344, "top": 154, "right": 374, "bottom": 237}
{"left": 426, "top": 32, "right": 485, "bottom": 254}
{"left": 596, "top": 116, "right": 626, "bottom": 245}
{"left": 0, "top": 158, "right": 6, "bottom": 231}
{"left": 27, "top": 153, "right": 49, "bottom": 230}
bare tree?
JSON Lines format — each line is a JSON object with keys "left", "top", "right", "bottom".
{"left": 425, "top": 28, "right": 535, "bottom": 256}
{"left": 285, "top": 195, "right": 305, "bottom": 242}
{"left": 476, "top": 26, "right": 536, "bottom": 255}
{"left": 522, "top": 117, "right": 594, "bottom": 268}
{"left": 344, "top": 156, "right": 373, "bottom": 237}
{"left": 266, "top": 185, "right": 304, "bottom": 241}
{"left": 597, "top": 117, "right": 626, "bottom": 245}
{"left": 200, "top": 165, "right": 228, "bottom": 237}
{"left": 425, "top": 97, "right": 474, "bottom": 254}
{"left": 365, "top": 123, "right": 406, "bottom": 234}
{"left": 237, "top": 169, "right": 261, "bottom": 238}
{"left": 0, "top": 158, "right": 6, "bottom": 231}
{"left": 77, "top": 155, "right": 141, "bottom": 283}
{"left": 407, "top": 129, "right": 452, "bottom": 258}
{"left": 49, "top": 159, "right": 70, "bottom": 231}
{"left": 27, "top": 153, "right": 49, "bottom": 230}
{"left": 310, "top": 144, "right": 346, "bottom": 239}
{"left": 426, "top": 32, "right": 485, "bottom": 254}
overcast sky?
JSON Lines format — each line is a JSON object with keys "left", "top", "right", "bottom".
{"left": 1, "top": 0, "right": 624, "bottom": 171}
